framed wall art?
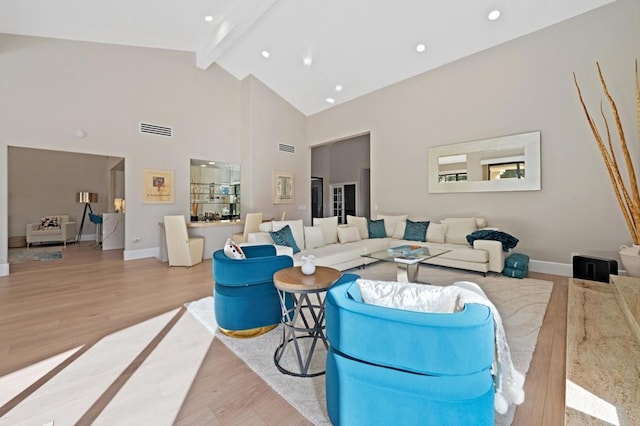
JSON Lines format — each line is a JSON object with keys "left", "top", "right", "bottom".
{"left": 143, "top": 168, "right": 174, "bottom": 203}
{"left": 273, "top": 170, "right": 294, "bottom": 204}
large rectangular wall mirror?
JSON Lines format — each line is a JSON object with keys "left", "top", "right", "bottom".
{"left": 190, "top": 159, "right": 241, "bottom": 221}
{"left": 428, "top": 131, "right": 541, "bottom": 193}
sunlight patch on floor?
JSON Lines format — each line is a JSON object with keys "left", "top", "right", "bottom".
{"left": 94, "top": 311, "right": 213, "bottom": 424}
{"left": 566, "top": 380, "right": 620, "bottom": 425}
{"left": 0, "top": 309, "right": 179, "bottom": 425}
{"left": 0, "top": 346, "right": 82, "bottom": 407}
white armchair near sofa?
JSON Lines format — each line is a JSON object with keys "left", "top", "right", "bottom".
{"left": 26, "top": 215, "right": 77, "bottom": 248}
{"left": 247, "top": 215, "right": 507, "bottom": 275}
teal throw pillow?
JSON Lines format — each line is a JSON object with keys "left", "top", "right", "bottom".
{"left": 270, "top": 225, "right": 301, "bottom": 254}
{"left": 367, "top": 219, "right": 386, "bottom": 239}
{"left": 403, "top": 219, "right": 429, "bottom": 242}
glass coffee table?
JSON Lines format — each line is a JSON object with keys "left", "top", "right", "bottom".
{"left": 361, "top": 246, "right": 451, "bottom": 282}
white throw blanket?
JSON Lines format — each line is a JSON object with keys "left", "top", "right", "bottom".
{"left": 452, "top": 281, "right": 525, "bottom": 414}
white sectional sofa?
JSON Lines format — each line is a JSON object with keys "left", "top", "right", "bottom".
{"left": 247, "top": 215, "right": 507, "bottom": 275}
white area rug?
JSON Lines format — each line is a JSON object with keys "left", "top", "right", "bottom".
{"left": 186, "top": 262, "right": 553, "bottom": 425}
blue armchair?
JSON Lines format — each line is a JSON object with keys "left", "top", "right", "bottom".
{"left": 325, "top": 279, "right": 496, "bottom": 426}
{"left": 213, "top": 244, "right": 293, "bottom": 338}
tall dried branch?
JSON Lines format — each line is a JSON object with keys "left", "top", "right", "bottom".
{"left": 637, "top": 60, "right": 640, "bottom": 158}
{"left": 573, "top": 64, "right": 640, "bottom": 244}
{"left": 596, "top": 62, "right": 640, "bottom": 230}
{"left": 600, "top": 102, "right": 637, "bottom": 232}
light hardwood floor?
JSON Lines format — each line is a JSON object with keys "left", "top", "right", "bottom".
{"left": 0, "top": 243, "right": 566, "bottom": 425}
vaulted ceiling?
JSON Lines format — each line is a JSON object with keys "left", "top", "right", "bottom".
{"left": 0, "top": 0, "right": 615, "bottom": 115}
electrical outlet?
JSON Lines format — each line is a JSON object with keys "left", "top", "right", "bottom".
{"left": 133, "top": 237, "right": 141, "bottom": 243}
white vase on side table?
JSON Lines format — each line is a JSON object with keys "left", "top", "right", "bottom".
{"left": 619, "top": 244, "right": 640, "bottom": 277}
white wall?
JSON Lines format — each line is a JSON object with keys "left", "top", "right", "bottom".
{"left": 307, "top": 0, "right": 640, "bottom": 266}
{"left": 240, "top": 76, "right": 308, "bottom": 223}
{"left": 0, "top": 34, "right": 243, "bottom": 271}
{"left": 1, "top": 1, "right": 638, "bottom": 275}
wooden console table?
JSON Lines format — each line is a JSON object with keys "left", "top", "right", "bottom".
{"left": 565, "top": 275, "right": 640, "bottom": 425}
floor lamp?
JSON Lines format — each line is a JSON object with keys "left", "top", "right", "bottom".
{"left": 76, "top": 192, "right": 98, "bottom": 242}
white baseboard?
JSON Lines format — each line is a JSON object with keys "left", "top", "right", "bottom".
{"left": 124, "top": 247, "right": 160, "bottom": 261}
{"left": 0, "top": 263, "right": 8, "bottom": 277}
{"left": 529, "top": 259, "right": 572, "bottom": 277}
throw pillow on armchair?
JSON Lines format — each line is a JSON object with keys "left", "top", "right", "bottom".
{"left": 223, "top": 238, "right": 246, "bottom": 259}
{"left": 40, "top": 217, "right": 60, "bottom": 229}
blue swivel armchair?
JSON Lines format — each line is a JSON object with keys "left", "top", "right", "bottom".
{"left": 213, "top": 244, "right": 293, "bottom": 338}
{"left": 325, "top": 279, "right": 496, "bottom": 426}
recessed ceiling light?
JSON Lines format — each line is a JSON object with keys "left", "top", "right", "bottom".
{"left": 261, "top": 50, "right": 270, "bottom": 58}
{"left": 416, "top": 43, "right": 426, "bottom": 53}
{"left": 200, "top": 164, "right": 207, "bottom": 167}
{"left": 488, "top": 10, "right": 501, "bottom": 20}
{"left": 204, "top": 15, "right": 214, "bottom": 22}
{"left": 303, "top": 56, "right": 313, "bottom": 67}
{"left": 326, "top": 98, "right": 335, "bottom": 104}
{"left": 335, "top": 84, "right": 343, "bottom": 92}
{"left": 208, "top": 161, "right": 216, "bottom": 165}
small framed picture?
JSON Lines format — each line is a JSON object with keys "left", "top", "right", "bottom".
{"left": 143, "top": 169, "right": 174, "bottom": 203}
{"left": 273, "top": 170, "right": 294, "bottom": 204}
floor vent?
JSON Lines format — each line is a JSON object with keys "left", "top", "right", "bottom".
{"left": 139, "top": 122, "right": 173, "bottom": 137}
{"left": 278, "top": 143, "right": 296, "bottom": 154}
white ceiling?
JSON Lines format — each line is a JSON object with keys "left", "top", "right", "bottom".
{"left": 0, "top": 0, "right": 614, "bottom": 116}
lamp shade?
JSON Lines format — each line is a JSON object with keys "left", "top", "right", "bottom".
{"left": 77, "top": 192, "right": 98, "bottom": 203}
{"left": 114, "top": 198, "right": 125, "bottom": 212}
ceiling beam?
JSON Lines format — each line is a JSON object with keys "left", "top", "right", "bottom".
{"left": 196, "top": 0, "right": 278, "bottom": 70}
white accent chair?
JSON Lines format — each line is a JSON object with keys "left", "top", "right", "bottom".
{"left": 164, "top": 215, "right": 204, "bottom": 267}
{"left": 26, "top": 215, "right": 77, "bottom": 248}
{"left": 232, "top": 212, "right": 263, "bottom": 244}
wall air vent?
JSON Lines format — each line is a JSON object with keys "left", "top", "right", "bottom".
{"left": 278, "top": 143, "right": 296, "bottom": 154}
{"left": 139, "top": 122, "right": 173, "bottom": 137}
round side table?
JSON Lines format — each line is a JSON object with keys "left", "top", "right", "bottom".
{"left": 273, "top": 266, "right": 342, "bottom": 377}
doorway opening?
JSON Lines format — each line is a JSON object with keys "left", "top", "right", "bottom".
{"left": 310, "top": 133, "right": 370, "bottom": 220}
{"left": 7, "top": 147, "right": 125, "bottom": 251}
{"left": 311, "top": 177, "right": 323, "bottom": 219}
{"left": 330, "top": 182, "right": 357, "bottom": 224}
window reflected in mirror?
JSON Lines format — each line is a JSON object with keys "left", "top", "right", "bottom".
{"left": 437, "top": 149, "right": 526, "bottom": 182}
{"left": 190, "top": 159, "right": 241, "bottom": 222}
{"left": 429, "top": 131, "right": 540, "bottom": 193}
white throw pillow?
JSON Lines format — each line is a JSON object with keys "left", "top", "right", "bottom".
{"left": 347, "top": 215, "right": 369, "bottom": 239}
{"left": 258, "top": 222, "right": 273, "bottom": 232}
{"left": 337, "top": 226, "right": 362, "bottom": 244}
{"left": 357, "top": 279, "right": 460, "bottom": 314}
{"left": 441, "top": 218, "right": 477, "bottom": 245}
{"left": 313, "top": 216, "right": 338, "bottom": 245}
{"left": 223, "top": 238, "right": 246, "bottom": 259}
{"left": 392, "top": 221, "right": 406, "bottom": 239}
{"left": 376, "top": 214, "right": 408, "bottom": 237}
{"left": 273, "top": 220, "right": 305, "bottom": 250}
{"left": 304, "top": 226, "right": 325, "bottom": 249}
{"left": 426, "top": 223, "right": 448, "bottom": 244}
{"left": 248, "top": 232, "right": 275, "bottom": 245}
